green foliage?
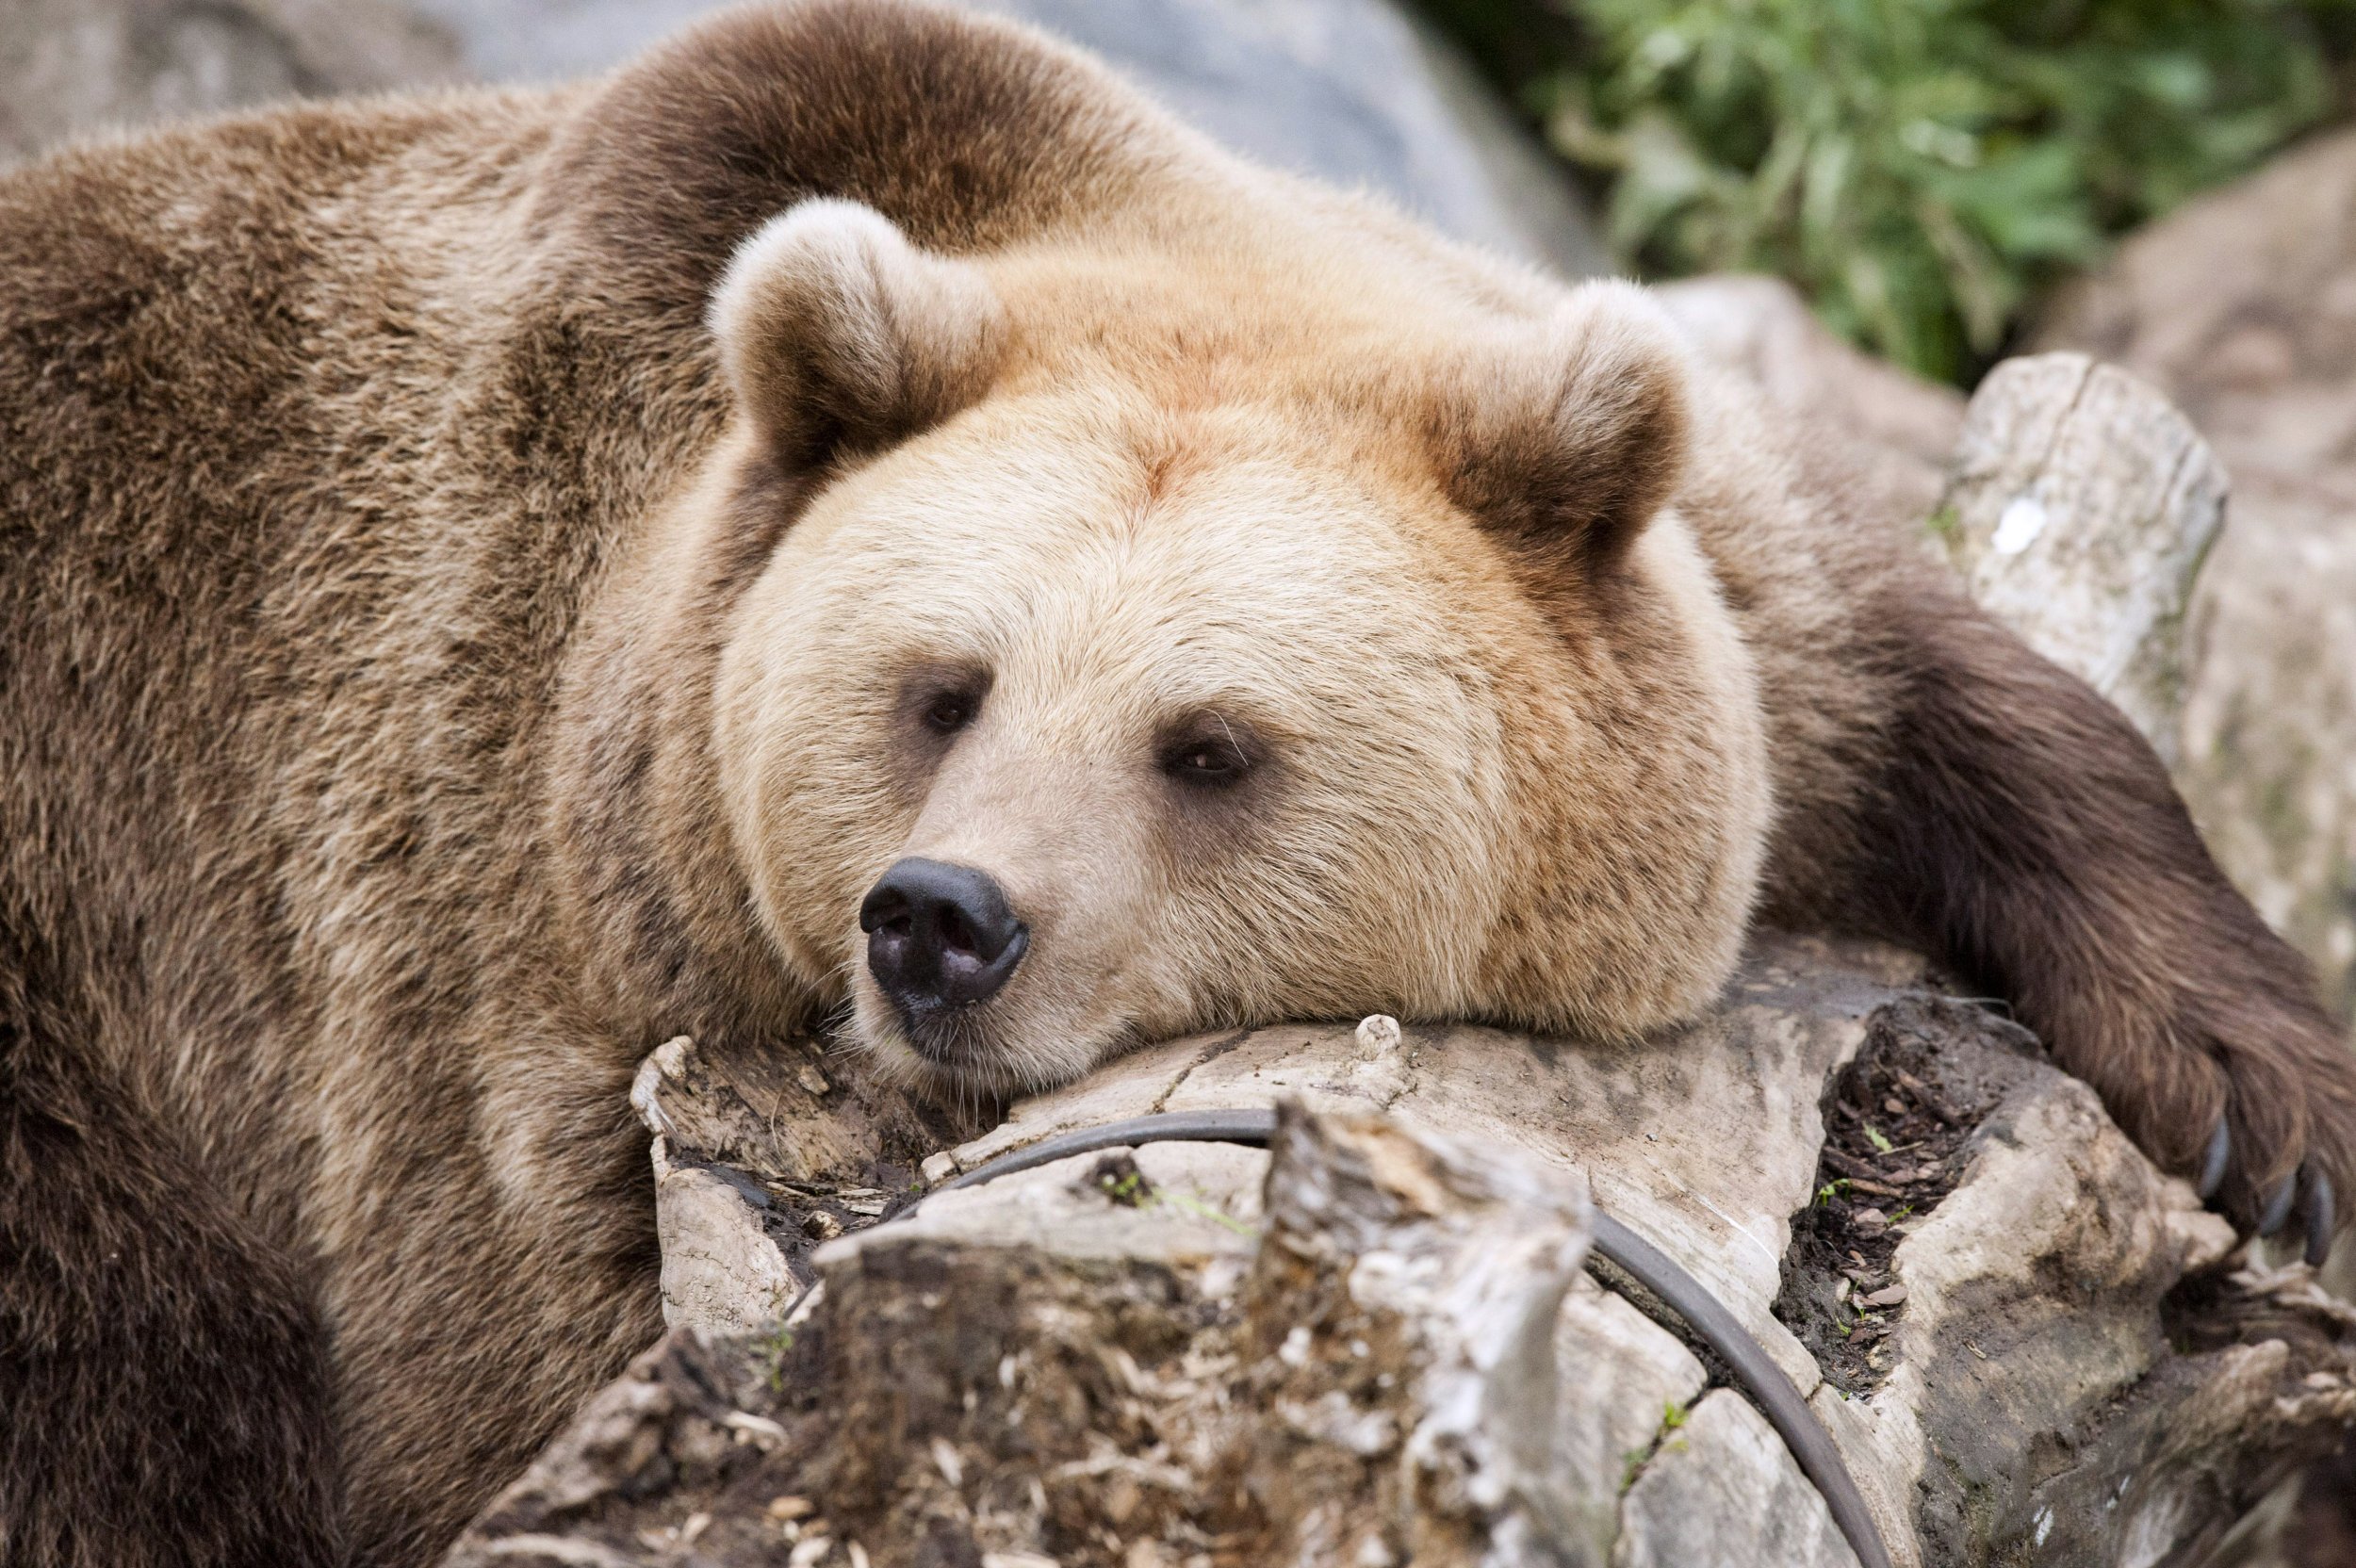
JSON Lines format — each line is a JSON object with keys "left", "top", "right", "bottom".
{"left": 1425, "top": 0, "right": 2346, "bottom": 381}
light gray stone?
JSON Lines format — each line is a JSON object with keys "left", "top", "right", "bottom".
{"left": 0, "top": 0, "right": 461, "bottom": 162}
{"left": 966, "top": 0, "right": 1609, "bottom": 276}
{"left": 2033, "top": 128, "right": 2356, "bottom": 1035}
{"left": 1657, "top": 274, "right": 1966, "bottom": 530}
{"left": 8, "top": 0, "right": 1604, "bottom": 273}
{"left": 1552, "top": 1278, "right": 1708, "bottom": 1559}
{"left": 633, "top": 1041, "right": 795, "bottom": 1336}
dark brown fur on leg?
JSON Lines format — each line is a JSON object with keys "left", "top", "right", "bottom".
{"left": 0, "top": 959, "right": 345, "bottom": 1568}
{"left": 1849, "top": 580, "right": 2356, "bottom": 1249}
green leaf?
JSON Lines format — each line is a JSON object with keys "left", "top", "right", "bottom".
{"left": 1433, "top": 0, "right": 2344, "bottom": 382}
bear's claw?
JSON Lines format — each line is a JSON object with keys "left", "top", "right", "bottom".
{"left": 2198, "top": 1119, "right": 2232, "bottom": 1203}
{"left": 2302, "top": 1168, "right": 2335, "bottom": 1267}
{"left": 2258, "top": 1168, "right": 2300, "bottom": 1239}
{"left": 2195, "top": 1122, "right": 2335, "bottom": 1266}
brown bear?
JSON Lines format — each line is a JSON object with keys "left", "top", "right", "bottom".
{"left": 0, "top": 3, "right": 2348, "bottom": 1565}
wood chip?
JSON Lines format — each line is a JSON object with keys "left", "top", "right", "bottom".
{"left": 931, "top": 1436, "right": 964, "bottom": 1489}
{"left": 1892, "top": 1070, "right": 1964, "bottom": 1125}
{"left": 1821, "top": 1146, "right": 1884, "bottom": 1181}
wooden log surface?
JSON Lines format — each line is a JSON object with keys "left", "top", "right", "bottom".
{"left": 444, "top": 939, "right": 2356, "bottom": 1568}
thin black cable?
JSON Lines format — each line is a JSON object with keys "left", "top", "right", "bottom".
{"left": 928, "top": 1107, "right": 1892, "bottom": 1568}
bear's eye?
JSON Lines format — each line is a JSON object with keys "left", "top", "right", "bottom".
{"left": 922, "top": 690, "right": 979, "bottom": 735}
{"left": 1157, "top": 720, "right": 1256, "bottom": 790}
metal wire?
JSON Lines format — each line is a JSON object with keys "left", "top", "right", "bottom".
{"left": 933, "top": 1107, "right": 1892, "bottom": 1568}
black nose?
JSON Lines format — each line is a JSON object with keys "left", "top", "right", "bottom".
{"left": 859, "top": 858, "right": 1028, "bottom": 1015}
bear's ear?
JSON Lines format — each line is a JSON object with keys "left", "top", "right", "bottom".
{"left": 709, "top": 199, "right": 1007, "bottom": 466}
{"left": 1439, "top": 281, "right": 1692, "bottom": 584}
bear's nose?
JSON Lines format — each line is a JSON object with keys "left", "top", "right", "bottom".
{"left": 859, "top": 858, "right": 1028, "bottom": 1016}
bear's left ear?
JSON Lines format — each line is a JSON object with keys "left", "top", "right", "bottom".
{"left": 709, "top": 199, "right": 1008, "bottom": 467}
{"left": 1439, "top": 281, "right": 1692, "bottom": 584}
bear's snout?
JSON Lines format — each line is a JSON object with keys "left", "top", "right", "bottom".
{"left": 859, "top": 858, "right": 1029, "bottom": 1033}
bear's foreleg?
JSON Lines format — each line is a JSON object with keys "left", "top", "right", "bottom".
{"left": 0, "top": 972, "right": 346, "bottom": 1568}
{"left": 1843, "top": 583, "right": 2353, "bottom": 1261}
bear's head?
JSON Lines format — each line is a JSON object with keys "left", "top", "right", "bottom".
{"left": 695, "top": 198, "right": 1769, "bottom": 1093}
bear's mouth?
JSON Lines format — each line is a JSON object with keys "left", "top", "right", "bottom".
{"left": 846, "top": 972, "right": 1119, "bottom": 1099}
{"left": 892, "top": 998, "right": 1005, "bottom": 1070}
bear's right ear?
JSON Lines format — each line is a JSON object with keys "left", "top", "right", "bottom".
{"left": 1439, "top": 281, "right": 1692, "bottom": 586}
{"left": 709, "top": 199, "right": 1007, "bottom": 467}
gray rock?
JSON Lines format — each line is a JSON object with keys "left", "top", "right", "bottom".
{"left": 1552, "top": 1279, "right": 1707, "bottom": 1558}
{"left": 2175, "top": 466, "right": 2356, "bottom": 1032}
{"left": 0, "top": 0, "right": 462, "bottom": 162}
{"left": 2034, "top": 128, "right": 2356, "bottom": 1034}
{"left": 969, "top": 0, "right": 1610, "bottom": 276}
{"left": 1657, "top": 275, "right": 1965, "bottom": 531}
{"left": 4, "top": 0, "right": 1605, "bottom": 276}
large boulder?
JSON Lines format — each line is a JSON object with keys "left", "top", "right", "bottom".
{"left": 2034, "top": 127, "right": 2356, "bottom": 1034}
{"left": 1656, "top": 275, "right": 1965, "bottom": 531}
{"left": 2, "top": 0, "right": 1606, "bottom": 276}
{"left": 0, "top": 0, "right": 462, "bottom": 161}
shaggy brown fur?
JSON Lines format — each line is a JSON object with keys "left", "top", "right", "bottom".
{"left": 1, "top": 4, "right": 2349, "bottom": 1566}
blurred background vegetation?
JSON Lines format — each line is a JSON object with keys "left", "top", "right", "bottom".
{"left": 1416, "top": 0, "right": 2356, "bottom": 384}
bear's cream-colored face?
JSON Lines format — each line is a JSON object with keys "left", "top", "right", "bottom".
{"left": 716, "top": 387, "right": 1517, "bottom": 1089}
{"left": 703, "top": 200, "right": 1768, "bottom": 1093}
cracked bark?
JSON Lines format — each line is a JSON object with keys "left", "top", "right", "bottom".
{"left": 444, "top": 939, "right": 2356, "bottom": 1568}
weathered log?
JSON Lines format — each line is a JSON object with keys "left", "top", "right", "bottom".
{"left": 444, "top": 939, "right": 2356, "bottom": 1568}
{"left": 1933, "top": 351, "right": 2228, "bottom": 768}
